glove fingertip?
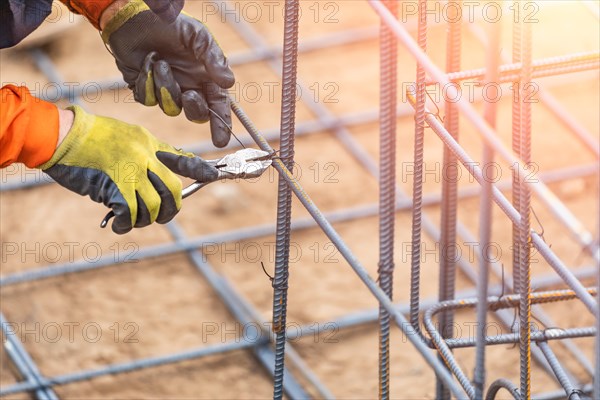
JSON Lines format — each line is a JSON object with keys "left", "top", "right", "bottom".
{"left": 182, "top": 90, "right": 210, "bottom": 123}
{"left": 207, "top": 64, "right": 235, "bottom": 89}
{"left": 112, "top": 223, "right": 132, "bottom": 235}
{"left": 212, "top": 133, "right": 231, "bottom": 148}
{"left": 200, "top": 162, "right": 219, "bottom": 182}
{"left": 156, "top": 151, "right": 218, "bottom": 182}
{"left": 153, "top": 60, "right": 183, "bottom": 117}
{"left": 217, "top": 70, "right": 235, "bottom": 89}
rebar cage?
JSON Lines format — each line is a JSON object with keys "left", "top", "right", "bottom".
{"left": 0, "top": 1, "right": 599, "bottom": 399}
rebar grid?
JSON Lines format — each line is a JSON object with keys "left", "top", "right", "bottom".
{"left": 1, "top": 1, "right": 599, "bottom": 399}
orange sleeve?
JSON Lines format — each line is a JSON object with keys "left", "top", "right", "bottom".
{"left": 59, "top": 0, "right": 116, "bottom": 30}
{"left": 0, "top": 85, "right": 59, "bottom": 168}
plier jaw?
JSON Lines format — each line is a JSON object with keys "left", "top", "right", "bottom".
{"left": 182, "top": 148, "right": 273, "bottom": 197}
{"left": 212, "top": 148, "right": 273, "bottom": 180}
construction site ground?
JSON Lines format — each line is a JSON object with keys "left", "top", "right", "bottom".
{"left": 0, "top": 1, "right": 598, "bottom": 398}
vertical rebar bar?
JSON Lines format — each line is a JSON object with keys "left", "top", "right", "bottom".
{"left": 517, "top": 16, "right": 533, "bottom": 400}
{"left": 377, "top": 1, "right": 397, "bottom": 398}
{"left": 437, "top": 1, "right": 462, "bottom": 398}
{"left": 511, "top": 4, "right": 523, "bottom": 296}
{"left": 475, "top": 14, "right": 501, "bottom": 399}
{"left": 409, "top": 0, "right": 428, "bottom": 333}
{"left": 271, "top": 1, "right": 300, "bottom": 399}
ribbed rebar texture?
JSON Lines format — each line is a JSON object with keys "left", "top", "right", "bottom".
{"left": 517, "top": 18, "right": 533, "bottom": 400}
{"left": 404, "top": 88, "right": 598, "bottom": 315}
{"left": 511, "top": 7, "right": 523, "bottom": 297}
{"left": 377, "top": 1, "right": 398, "bottom": 398}
{"left": 271, "top": 1, "right": 300, "bottom": 398}
{"left": 475, "top": 15, "right": 502, "bottom": 399}
{"left": 409, "top": 0, "right": 428, "bottom": 336}
{"left": 436, "top": 1, "right": 462, "bottom": 398}
{"left": 485, "top": 378, "right": 520, "bottom": 400}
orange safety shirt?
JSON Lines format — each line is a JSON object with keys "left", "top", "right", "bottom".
{"left": 0, "top": 1, "right": 115, "bottom": 168}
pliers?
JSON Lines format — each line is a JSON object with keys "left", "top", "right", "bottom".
{"left": 182, "top": 148, "right": 273, "bottom": 197}
{"left": 100, "top": 148, "right": 273, "bottom": 228}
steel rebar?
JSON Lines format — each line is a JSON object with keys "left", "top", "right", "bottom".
{"left": 404, "top": 88, "right": 598, "bottom": 316}
{"left": 0, "top": 336, "right": 263, "bottom": 397}
{"left": 165, "top": 223, "right": 314, "bottom": 399}
{"left": 485, "top": 378, "right": 521, "bottom": 400}
{"left": 436, "top": 2, "right": 462, "bottom": 397}
{"left": 537, "top": 341, "right": 582, "bottom": 400}
{"left": 369, "top": 0, "right": 600, "bottom": 264}
{"left": 467, "top": 23, "right": 600, "bottom": 160}
{"left": 475, "top": 15, "right": 501, "bottom": 399}
{"left": 270, "top": 2, "right": 301, "bottom": 398}
{"left": 1, "top": 313, "right": 58, "bottom": 400}
{"left": 377, "top": 1, "right": 397, "bottom": 398}
{"left": 232, "top": 99, "right": 470, "bottom": 398}
{"left": 516, "top": 16, "right": 534, "bottom": 400}
{"left": 426, "top": 51, "right": 599, "bottom": 86}
{"left": 408, "top": 0, "right": 428, "bottom": 341}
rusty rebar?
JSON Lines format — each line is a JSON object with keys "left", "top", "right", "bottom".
{"left": 271, "top": 1, "right": 300, "bottom": 398}
{"left": 377, "top": 1, "right": 398, "bottom": 398}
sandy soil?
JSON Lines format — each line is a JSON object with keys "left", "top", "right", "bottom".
{"left": 1, "top": 1, "right": 598, "bottom": 399}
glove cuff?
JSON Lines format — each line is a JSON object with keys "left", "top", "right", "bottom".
{"left": 39, "top": 106, "right": 95, "bottom": 170}
{"left": 101, "top": 0, "right": 150, "bottom": 42}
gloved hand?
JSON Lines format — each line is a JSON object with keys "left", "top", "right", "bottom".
{"left": 101, "top": 0, "right": 235, "bottom": 148}
{"left": 39, "top": 106, "right": 218, "bottom": 234}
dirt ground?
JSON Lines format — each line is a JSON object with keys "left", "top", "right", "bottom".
{"left": 1, "top": 1, "right": 599, "bottom": 399}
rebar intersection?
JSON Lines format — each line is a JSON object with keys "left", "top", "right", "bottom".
{"left": 1, "top": 1, "right": 599, "bottom": 399}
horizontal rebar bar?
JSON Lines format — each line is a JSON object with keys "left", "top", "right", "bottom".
{"left": 0, "top": 336, "right": 264, "bottom": 397}
{"left": 533, "top": 384, "right": 593, "bottom": 400}
{"left": 422, "top": 290, "right": 596, "bottom": 391}
{"left": 467, "top": 23, "right": 600, "bottom": 160}
{"left": 286, "top": 264, "right": 597, "bottom": 340}
{"left": 164, "top": 223, "right": 313, "bottom": 399}
{"left": 426, "top": 51, "right": 599, "bottom": 86}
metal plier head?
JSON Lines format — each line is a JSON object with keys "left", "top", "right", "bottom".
{"left": 211, "top": 148, "right": 273, "bottom": 180}
{"left": 182, "top": 148, "right": 273, "bottom": 198}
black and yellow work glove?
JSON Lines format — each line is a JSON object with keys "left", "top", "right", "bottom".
{"left": 39, "top": 106, "right": 218, "bottom": 234}
{"left": 101, "top": 0, "right": 235, "bottom": 148}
